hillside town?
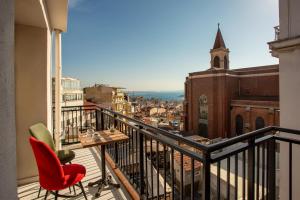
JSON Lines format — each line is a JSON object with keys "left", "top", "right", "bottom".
{"left": 83, "top": 84, "right": 184, "bottom": 133}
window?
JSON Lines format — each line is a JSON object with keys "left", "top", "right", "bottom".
{"left": 235, "top": 115, "right": 244, "bottom": 135}
{"left": 255, "top": 117, "right": 265, "bottom": 130}
{"left": 214, "top": 56, "right": 220, "bottom": 68}
{"left": 198, "top": 95, "right": 208, "bottom": 137}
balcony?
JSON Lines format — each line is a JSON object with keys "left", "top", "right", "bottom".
{"left": 39, "top": 105, "right": 300, "bottom": 199}
{"left": 3, "top": 0, "right": 300, "bottom": 199}
{"left": 18, "top": 147, "right": 130, "bottom": 199}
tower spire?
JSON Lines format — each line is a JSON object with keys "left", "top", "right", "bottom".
{"left": 213, "top": 23, "right": 226, "bottom": 49}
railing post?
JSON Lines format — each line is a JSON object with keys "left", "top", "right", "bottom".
{"left": 203, "top": 151, "right": 211, "bottom": 200}
{"left": 96, "top": 108, "right": 102, "bottom": 131}
{"left": 114, "top": 114, "right": 118, "bottom": 163}
{"left": 138, "top": 125, "right": 145, "bottom": 195}
{"left": 267, "top": 138, "right": 276, "bottom": 200}
{"left": 80, "top": 106, "right": 83, "bottom": 132}
{"left": 100, "top": 109, "right": 105, "bottom": 130}
{"left": 247, "top": 138, "right": 255, "bottom": 200}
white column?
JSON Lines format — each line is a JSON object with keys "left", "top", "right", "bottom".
{"left": 276, "top": 0, "right": 300, "bottom": 199}
{"left": 55, "top": 30, "right": 62, "bottom": 150}
{"left": 0, "top": 0, "right": 17, "bottom": 198}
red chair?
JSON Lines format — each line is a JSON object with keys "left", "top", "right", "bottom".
{"left": 29, "top": 136, "right": 87, "bottom": 200}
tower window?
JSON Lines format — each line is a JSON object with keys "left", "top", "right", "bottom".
{"left": 213, "top": 56, "right": 220, "bottom": 68}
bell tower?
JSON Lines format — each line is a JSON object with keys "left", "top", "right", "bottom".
{"left": 210, "top": 24, "right": 230, "bottom": 69}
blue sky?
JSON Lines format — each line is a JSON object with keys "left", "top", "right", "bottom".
{"left": 61, "top": 0, "right": 279, "bottom": 91}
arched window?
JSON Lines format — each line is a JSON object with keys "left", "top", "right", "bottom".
{"left": 235, "top": 115, "right": 244, "bottom": 135}
{"left": 255, "top": 117, "right": 265, "bottom": 130}
{"left": 198, "top": 95, "right": 208, "bottom": 137}
{"left": 224, "top": 56, "right": 228, "bottom": 69}
{"left": 213, "top": 56, "right": 220, "bottom": 68}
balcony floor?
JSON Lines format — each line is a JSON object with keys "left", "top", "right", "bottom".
{"left": 18, "top": 147, "right": 130, "bottom": 200}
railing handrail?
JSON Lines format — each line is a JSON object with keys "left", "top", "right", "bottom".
{"left": 206, "top": 126, "right": 274, "bottom": 152}
{"left": 140, "top": 128, "right": 205, "bottom": 162}
{"left": 95, "top": 105, "right": 210, "bottom": 152}
{"left": 59, "top": 105, "right": 300, "bottom": 153}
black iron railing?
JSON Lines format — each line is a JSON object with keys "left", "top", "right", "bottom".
{"left": 53, "top": 105, "right": 97, "bottom": 144}
{"left": 55, "top": 105, "right": 300, "bottom": 200}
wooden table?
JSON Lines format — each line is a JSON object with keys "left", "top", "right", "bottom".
{"left": 78, "top": 130, "right": 129, "bottom": 198}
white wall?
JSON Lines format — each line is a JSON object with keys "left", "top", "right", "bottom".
{"left": 279, "top": 0, "right": 300, "bottom": 39}
{"left": 277, "top": 0, "right": 300, "bottom": 199}
{"left": 279, "top": 49, "right": 300, "bottom": 200}
{"left": 15, "top": 24, "right": 52, "bottom": 184}
{"left": 0, "top": 0, "right": 17, "bottom": 199}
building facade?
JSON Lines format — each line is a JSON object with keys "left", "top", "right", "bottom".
{"left": 112, "top": 88, "right": 133, "bottom": 116}
{"left": 84, "top": 84, "right": 133, "bottom": 116}
{"left": 52, "top": 77, "right": 83, "bottom": 107}
{"left": 52, "top": 77, "right": 84, "bottom": 142}
{"left": 184, "top": 27, "right": 279, "bottom": 139}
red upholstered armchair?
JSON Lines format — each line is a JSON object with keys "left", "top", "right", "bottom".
{"left": 29, "top": 136, "right": 87, "bottom": 199}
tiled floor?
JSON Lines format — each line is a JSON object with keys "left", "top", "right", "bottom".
{"left": 18, "top": 147, "right": 131, "bottom": 200}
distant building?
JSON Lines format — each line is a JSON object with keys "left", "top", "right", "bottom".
{"left": 84, "top": 84, "right": 133, "bottom": 116}
{"left": 149, "top": 107, "right": 166, "bottom": 116}
{"left": 52, "top": 77, "right": 83, "bottom": 107}
{"left": 52, "top": 77, "right": 84, "bottom": 141}
{"left": 184, "top": 26, "right": 279, "bottom": 139}
{"left": 84, "top": 84, "right": 114, "bottom": 107}
{"left": 112, "top": 88, "right": 133, "bottom": 116}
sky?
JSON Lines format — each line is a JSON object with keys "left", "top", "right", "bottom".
{"left": 61, "top": 0, "right": 279, "bottom": 91}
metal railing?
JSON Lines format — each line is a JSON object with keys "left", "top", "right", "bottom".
{"left": 53, "top": 105, "right": 97, "bottom": 144}
{"left": 55, "top": 105, "right": 300, "bottom": 200}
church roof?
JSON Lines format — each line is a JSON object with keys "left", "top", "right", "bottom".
{"left": 213, "top": 25, "right": 226, "bottom": 49}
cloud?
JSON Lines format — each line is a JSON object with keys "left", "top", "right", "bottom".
{"left": 69, "top": 0, "right": 85, "bottom": 8}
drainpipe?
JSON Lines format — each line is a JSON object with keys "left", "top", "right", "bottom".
{"left": 55, "top": 29, "right": 62, "bottom": 150}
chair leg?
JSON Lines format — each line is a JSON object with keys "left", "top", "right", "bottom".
{"left": 79, "top": 181, "right": 88, "bottom": 200}
{"left": 73, "top": 185, "right": 76, "bottom": 194}
{"left": 37, "top": 186, "right": 42, "bottom": 198}
{"left": 44, "top": 190, "right": 49, "bottom": 200}
{"left": 68, "top": 162, "right": 73, "bottom": 194}
{"left": 54, "top": 191, "right": 58, "bottom": 200}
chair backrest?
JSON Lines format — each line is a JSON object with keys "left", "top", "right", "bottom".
{"left": 29, "top": 137, "right": 64, "bottom": 189}
{"left": 29, "top": 123, "right": 56, "bottom": 151}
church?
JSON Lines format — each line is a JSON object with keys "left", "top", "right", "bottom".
{"left": 183, "top": 26, "right": 279, "bottom": 139}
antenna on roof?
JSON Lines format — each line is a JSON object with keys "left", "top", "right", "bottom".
{"left": 218, "top": 23, "right": 220, "bottom": 29}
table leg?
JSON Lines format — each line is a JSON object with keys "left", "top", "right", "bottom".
{"left": 88, "top": 145, "right": 106, "bottom": 187}
{"left": 88, "top": 144, "right": 121, "bottom": 198}
{"left": 101, "top": 145, "right": 106, "bottom": 180}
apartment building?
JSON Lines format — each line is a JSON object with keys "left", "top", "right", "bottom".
{"left": 84, "top": 84, "right": 133, "bottom": 116}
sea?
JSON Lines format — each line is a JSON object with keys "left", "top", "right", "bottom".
{"left": 127, "top": 91, "right": 184, "bottom": 101}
